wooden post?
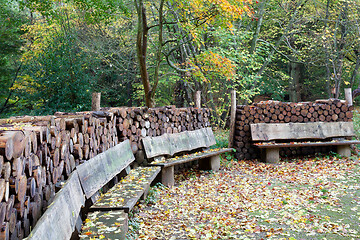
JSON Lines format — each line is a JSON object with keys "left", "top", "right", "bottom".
{"left": 194, "top": 91, "right": 201, "bottom": 108}
{"left": 199, "top": 155, "right": 221, "bottom": 171}
{"left": 345, "top": 88, "right": 353, "bottom": 106}
{"left": 337, "top": 145, "right": 351, "bottom": 157}
{"left": 265, "top": 148, "right": 280, "bottom": 164}
{"left": 91, "top": 92, "right": 101, "bottom": 111}
{"left": 161, "top": 166, "right": 174, "bottom": 187}
{"left": 228, "top": 90, "right": 236, "bottom": 148}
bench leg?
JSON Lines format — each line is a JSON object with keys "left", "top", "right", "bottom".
{"left": 199, "top": 155, "right": 221, "bottom": 171}
{"left": 337, "top": 145, "right": 351, "bottom": 157}
{"left": 141, "top": 185, "right": 150, "bottom": 200}
{"left": 265, "top": 148, "right": 280, "bottom": 164}
{"left": 161, "top": 166, "right": 174, "bottom": 187}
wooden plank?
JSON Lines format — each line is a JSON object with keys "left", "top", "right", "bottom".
{"left": 143, "top": 128, "right": 217, "bottom": 158}
{"left": 203, "top": 127, "right": 217, "bottom": 147}
{"left": 90, "top": 167, "right": 160, "bottom": 212}
{"left": 254, "top": 140, "right": 360, "bottom": 148}
{"left": 168, "top": 131, "right": 191, "bottom": 154}
{"left": 187, "top": 129, "right": 208, "bottom": 149}
{"left": 251, "top": 122, "right": 356, "bottom": 141}
{"left": 80, "top": 211, "right": 128, "bottom": 240}
{"left": 27, "top": 171, "right": 85, "bottom": 240}
{"left": 228, "top": 90, "right": 236, "bottom": 148}
{"left": 77, "top": 140, "right": 135, "bottom": 199}
{"left": 150, "top": 148, "right": 234, "bottom": 167}
{"left": 142, "top": 134, "right": 171, "bottom": 158}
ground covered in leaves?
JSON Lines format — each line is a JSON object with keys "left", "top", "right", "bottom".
{"left": 127, "top": 154, "right": 360, "bottom": 239}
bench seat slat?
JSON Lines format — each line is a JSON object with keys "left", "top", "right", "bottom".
{"left": 90, "top": 166, "right": 160, "bottom": 213}
{"left": 254, "top": 140, "right": 360, "bottom": 148}
{"left": 150, "top": 148, "right": 233, "bottom": 168}
{"left": 80, "top": 210, "right": 128, "bottom": 239}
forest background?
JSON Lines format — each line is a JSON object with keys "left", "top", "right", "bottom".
{"left": 1, "top": 0, "right": 359, "bottom": 126}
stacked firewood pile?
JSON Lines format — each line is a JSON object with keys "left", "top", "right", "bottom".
{"left": 0, "top": 106, "right": 210, "bottom": 239}
{"left": 234, "top": 100, "right": 354, "bottom": 160}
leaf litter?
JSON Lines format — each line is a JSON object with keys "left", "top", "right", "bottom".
{"left": 128, "top": 155, "right": 360, "bottom": 239}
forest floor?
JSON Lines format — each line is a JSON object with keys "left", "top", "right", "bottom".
{"left": 127, "top": 118, "right": 360, "bottom": 239}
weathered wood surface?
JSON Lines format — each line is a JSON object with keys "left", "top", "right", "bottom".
{"left": 0, "top": 131, "right": 25, "bottom": 160}
{"left": 228, "top": 89, "right": 236, "bottom": 148}
{"left": 204, "top": 127, "right": 217, "bottom": 146}
{"left": 27, "top": 171, "right": 85, "bottom": 240}
{"left": 254, "top": 140, "right": 360, "bottom": 148}
{"left": 150, "top": 148, "right": 233, "bottom": 168}
{"left": 80, "top": 210, "right": 128, "bottom": 240}
{"left": 168, "top": 132, "right": 191, "bottom": 153}
{"left": 251, "top": 122, "right": 355, "bottom": 141}
{"left": 90, "top": 167, "right": 160, "bottom": 213}
{"left": 187, "top": 129, "right": 208, "bottom": 149}
{"left": 142, "top": 134, "right": 172, "bottom": 158}
{"left": 91, "top": 92, "right": 101, "bottom": 111}
{"left": 143, "top": 127, "right": 216, "bottom": 158}
{"left": 77, "top": 140, "right": 135, "bottom": 199}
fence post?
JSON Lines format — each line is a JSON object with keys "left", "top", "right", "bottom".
{"left": 195, "top": 91, "right": 201, "bottom": 108}
{"left": 92, "top": 92, "right": 101, "bottom": 111}
{"left": 228, "top": 90, "right": 236, "bottom": 148}
{"left": 345, "top": 88, "right": 353, "bottom": 106}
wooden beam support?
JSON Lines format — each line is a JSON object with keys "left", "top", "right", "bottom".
{"left": 161, "top": 166, "right": 174, "bottom": 187}
{"left": 345, "top": 88, "right": 353, "bottom": 106}
{"left": 194, "top": 91, "right": 201, "bottom": 108}
{"left": 228, "top": 90, "right": 236, "bottom": 148}
{"left": 199, "top": 155, "right": 221, "bottom": 171}
{"left": 91, "top": 92, "right": 101, "bottom": 111}
{"left": 337, "top": 145, "right": 351, "bottom": 157}
{"left": 264, "top": 148, "right": 280, "bottom": 164}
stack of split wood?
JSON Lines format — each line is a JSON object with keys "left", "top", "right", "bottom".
{"left": 0, "top": 106, "right": 210, "bottom": 239}
{"left": 234, "top": 99, "right": 354, "bottom": 160}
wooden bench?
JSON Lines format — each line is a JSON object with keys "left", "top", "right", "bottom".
{"left": 26, "top": 171, "right": 85, "bottom": 240}
{"left": 250, "top": 121, "right": 360, "bottom": 163}
{"left": 78, "top": 140, "right": 159, "bottom": 239}
{"left": 27, "top": 140, "right": 160, "bottom": 240}
{"left": 142, "top": 127, "right": 233, "bottom": 187}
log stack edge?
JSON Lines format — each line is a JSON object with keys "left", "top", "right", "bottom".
{"left": 0, "top": 106, "right": 210, "bottom": 239}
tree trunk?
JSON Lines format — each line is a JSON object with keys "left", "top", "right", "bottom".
{"left": 334, "top": 1, "right": 348, "bottom": 98}
{"left": 352, "top": 51, "right": 360, "bottom": 88}
{"left": 249, "top": 0, "right": 267, "bottom": 54}
{"left": 150, "top": 0, "right": 165, "bottom": 100}
{"left": 134, "top": 0, "right": 152, "bottom": 107}
{"left": 256, "top": 0, "right": 308, "bottom": 78}
{"left": 289, "top": 62, "right": 301, "bottom": 102}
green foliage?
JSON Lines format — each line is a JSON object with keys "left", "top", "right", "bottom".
{"left": 0, "top": 0, "right": 27, "bottom": 117}
{"left": 2, "top": 0, "right": 360, "bottom": 119}
{"left": 213, "top": 128, "right": 229, "bottom": 149}
{"left": 15, "top": 34, "right": 95, "bottom": 115}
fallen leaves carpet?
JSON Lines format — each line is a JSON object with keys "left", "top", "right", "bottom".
{"left": 128, "top": 155, "right": 360, "bottom": 239}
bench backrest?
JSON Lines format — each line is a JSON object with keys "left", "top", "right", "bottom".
{"left": 27, "top": 140, "right": 135, "bottom": 239}
{"left": 27, "top": 171, "right": 85, "bottom": 240}
{"left": 142, "top": 127, "right": 216, "bottom": 158}
{"left": 76, "top": 139, "right": 135, "bottom": 198}
{"left": 251, "top": 121, "right": 355, "bottom": 141}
